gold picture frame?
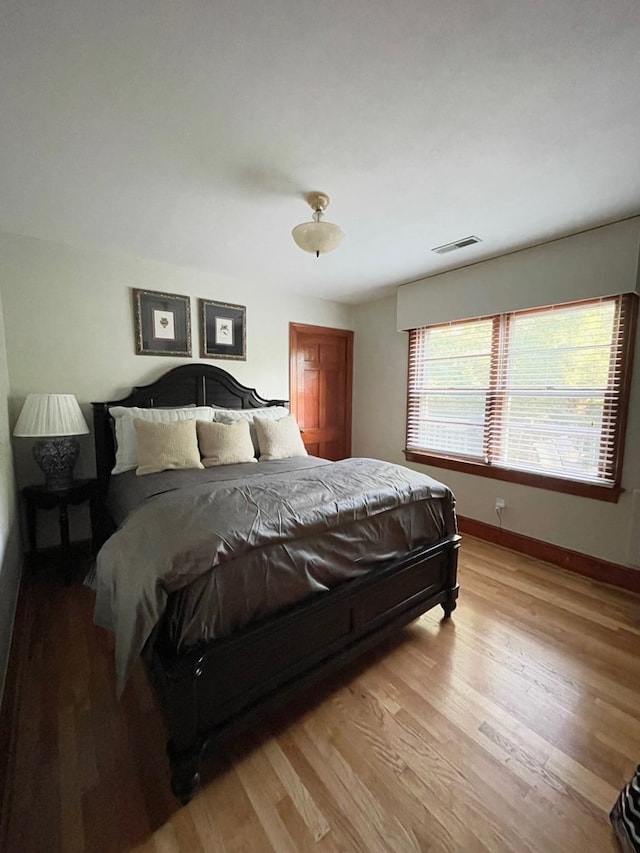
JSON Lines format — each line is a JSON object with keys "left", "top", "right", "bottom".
{"left": 132, "top": 288, "right": 192, "bottom": 357}
{"left": 200, "top": 299, "right": 246, "bottom": 360}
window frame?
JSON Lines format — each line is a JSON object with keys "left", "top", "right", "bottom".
{"left": 404, "top": 293, "right": 638, "bottom": 503}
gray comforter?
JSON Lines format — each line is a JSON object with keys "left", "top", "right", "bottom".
{"left": 94, "top": 456, "right": 456, "bottom": 693}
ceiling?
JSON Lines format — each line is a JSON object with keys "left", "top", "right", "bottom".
{"left": 1, "top": 0, "right": 639, "bottom": 304}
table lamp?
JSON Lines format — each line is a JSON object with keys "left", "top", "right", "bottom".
{"left": 13, "top": 393, "right": 89, "bottom": 491}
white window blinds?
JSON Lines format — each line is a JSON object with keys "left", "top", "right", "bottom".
{"left": 407, "top": 294, "right": 635, "bottom": 488}
{"left": 407, "top": 317, "right": 494, "bottom": 461}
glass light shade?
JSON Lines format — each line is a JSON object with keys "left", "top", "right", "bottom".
{"left": 13, "top": 393, "right": 89, "bottom": 437}
{"left": 291, "top": 220, "right": 345, "bottom": 256}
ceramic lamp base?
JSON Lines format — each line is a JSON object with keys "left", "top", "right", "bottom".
{"left": 33, "top": 437, "right": 80, "bottom": 491}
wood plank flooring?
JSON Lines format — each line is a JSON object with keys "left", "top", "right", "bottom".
{"left": 1, "top": 536, "right": 639, "bottom": 852}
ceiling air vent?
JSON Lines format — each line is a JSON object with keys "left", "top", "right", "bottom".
{"left": 431, "top": 235, "right": 482, "bottom": 255}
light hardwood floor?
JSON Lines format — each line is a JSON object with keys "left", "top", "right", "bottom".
{"left": 1, "top": 536, "right": 639, "bottom": 852}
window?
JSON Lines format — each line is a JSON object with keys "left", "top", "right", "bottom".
{"left": 405, "top": 294, "right": 637, "bottom": 501}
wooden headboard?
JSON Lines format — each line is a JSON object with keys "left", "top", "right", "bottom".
{"left": 91, "top": 363, "right": 288, "bottom": 494}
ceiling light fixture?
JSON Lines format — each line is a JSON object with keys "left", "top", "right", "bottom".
{"left": 291, "top": 192, "right": 344, "bottom": 258}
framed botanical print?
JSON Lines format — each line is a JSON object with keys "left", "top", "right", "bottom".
{"left": 200, "top": 299, "right": 246, "bottom": 360}
{"left": 132, "top": 288, "right": 192, "bottom": 357}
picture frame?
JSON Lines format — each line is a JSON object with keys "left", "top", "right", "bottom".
{"left": 200, "top": 299, "right": 246, "bottom": 360}
{"left": 132, "top": 288, "right": 192, "bottom": 357}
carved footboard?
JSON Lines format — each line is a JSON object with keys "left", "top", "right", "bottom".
{"left": 148, "top": 534, "right": 460, "bottom": 803}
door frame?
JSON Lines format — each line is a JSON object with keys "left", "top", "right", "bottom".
{"left": 289, "top": 323, "right": 354, "bottom": 458}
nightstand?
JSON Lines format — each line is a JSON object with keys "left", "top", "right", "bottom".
{"left": 22, "top": 478, "right": 99, "bottom": 581}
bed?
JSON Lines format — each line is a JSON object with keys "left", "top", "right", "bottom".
{"left": 91, "top": 363, "right": 460, "bottom": 803}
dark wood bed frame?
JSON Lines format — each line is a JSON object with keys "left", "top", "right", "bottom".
{"left": 92, "top": 363, "right": 460, "bottom": 803}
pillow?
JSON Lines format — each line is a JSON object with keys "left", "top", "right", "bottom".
{"left": 255, "top": 414, "right": 308, "bottom": 460}
{"left": 109, "top": 405, "right": 214, "bottom": 474}
{"left": 134, "top": 418, "right": 204, "bottom": 476}
{"left": 213, "top": 406, "right": 290, "bottom": 454}
{"left": 197, "top": 419, "right": 257, "bottom": 467}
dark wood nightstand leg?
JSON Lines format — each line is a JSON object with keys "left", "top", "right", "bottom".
{"left": 58, "top": 502, "right": 72, "bottom": 582}
{"left": 59, "top": 503, "right": 70, "bottom": 553}
{"left": 26, "top": 500, "right": 37, "bottom": 554}
{"left": 89, "top": 490, "right": 99, "bottom": 554}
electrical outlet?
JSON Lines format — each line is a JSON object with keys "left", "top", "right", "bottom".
{"left": 495, "top": 498, "right": 506, "bottom": 511}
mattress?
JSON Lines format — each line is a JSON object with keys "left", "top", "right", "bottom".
{"left": 94, "top": 456, "right": 457, "bottom": 692}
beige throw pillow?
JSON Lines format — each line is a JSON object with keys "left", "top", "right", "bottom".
{"left": 197, "top": 419, "right": 256, "bottom": 467}
{"left": 109, "top": 405, "right": 214, "bottom": 474}
{"left": 255, "top": 414, "right": 308, "bottom": 460}
{"left": 213, "top": 406, "right": 290, "bottom": 454}
{"left": 134, "top": 418, "right": 204, "bottom": 476}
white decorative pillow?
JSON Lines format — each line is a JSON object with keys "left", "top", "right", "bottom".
{"left": 109, "top": 405, "right": 214, "bottom": 474}
{"left": 134, "top": 418, "right": 204, "bottom": 476}
{"left": 197, "top": 419, "right": 257, "bottom": 467}
{"left": 255, "top": 414, "right": 308, "bottom": 460}
{"left": 213, "top": 406, "right": 290, "bottom": 454}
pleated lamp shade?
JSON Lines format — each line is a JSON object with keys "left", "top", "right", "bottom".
{"left": 13, "top": 394, "right": 89, "bottom": 437}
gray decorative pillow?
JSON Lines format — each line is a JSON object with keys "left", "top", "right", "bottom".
{"left": 254, "top": 414, "right": 307, "bottom": 460}
{"left": 134, "top": 418, "right": 204, "bottom": 476}
{"left": 197, "top": 419, "right": 256, "bottom": 467}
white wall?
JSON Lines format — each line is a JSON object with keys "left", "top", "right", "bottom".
{"left": 397, "top": 217, "right": 640, "bottom": 329}
{"left": 0, "top": 281, "right": 21, "bottom": 705}
{"left": 0, "top": 230, "right": 353, "bottom": 543}
{"left": 354, "top": 233, "right": 640, "bottom": 569}
{"left": 3, "top": 221, "right": 639, "bottom": 568}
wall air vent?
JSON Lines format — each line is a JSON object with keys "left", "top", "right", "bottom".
{"left": 431, "top": 235, "right": 482, "bottom": 255}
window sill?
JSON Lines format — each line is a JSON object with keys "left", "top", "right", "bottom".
{"left": 404, "top": 450, "right": 623, "bottom": 503}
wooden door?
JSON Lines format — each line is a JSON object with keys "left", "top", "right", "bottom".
{"left": 289, "top": 323, "right": 353, "bottom": 460}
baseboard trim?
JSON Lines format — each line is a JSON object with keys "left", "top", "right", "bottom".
{"left": 457, "top": 515, "right": 640, "bottom": 594}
